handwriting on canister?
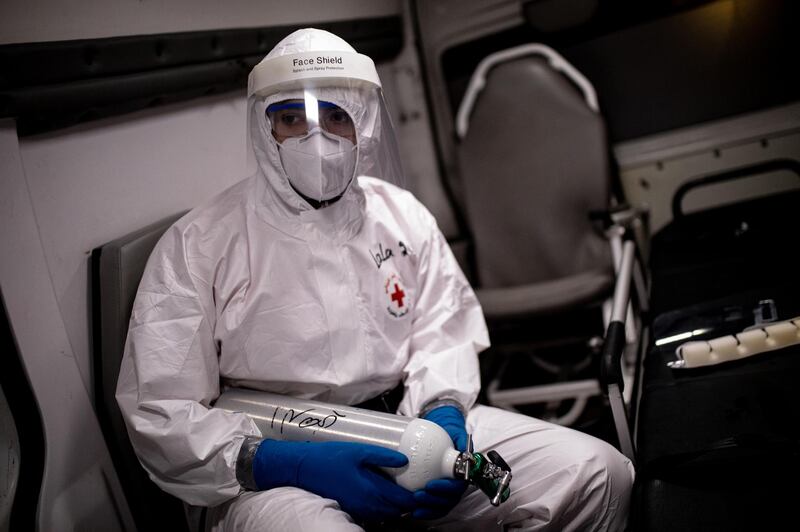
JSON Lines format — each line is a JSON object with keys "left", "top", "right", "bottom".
{"left": 270, "top": 406, "right": 346, "bottom": 434}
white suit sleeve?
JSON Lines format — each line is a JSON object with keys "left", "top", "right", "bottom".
{"left": 115, "top": 224, "right": 260, "bottom": 507}
{"left": 398, "top": 208, "right": 490, "bottom": 417}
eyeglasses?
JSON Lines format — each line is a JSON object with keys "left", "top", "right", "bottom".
{"left": 267, "top": 100, "right": 355, "bottom": 139}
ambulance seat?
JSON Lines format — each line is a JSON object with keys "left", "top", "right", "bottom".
{"left": 454, "top": 43, "right": 643, "bottom": 436}
{"left": 91, "top": 211, "right": 195, "bottom": 532}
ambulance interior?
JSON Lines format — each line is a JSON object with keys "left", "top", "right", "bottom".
{"left": 2, "top": 1, "right": 799, "bottom": 531}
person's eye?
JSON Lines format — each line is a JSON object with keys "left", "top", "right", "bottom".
{"left": 282, "top": 113, "right": 304, "bottom": 126}
{"left": 328, "top": 110, "right": 352, "bottom": 124}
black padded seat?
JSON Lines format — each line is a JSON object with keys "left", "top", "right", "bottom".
{"left": 92, "top": 211, "right": 190, "bottom": 532}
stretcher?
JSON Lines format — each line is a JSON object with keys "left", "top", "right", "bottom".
{"left": 634, "top": 182, "right": 800, "bottom": 531}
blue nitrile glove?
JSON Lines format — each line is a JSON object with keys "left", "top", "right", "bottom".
{"left": 252, "top": 439, "right": 416, "bottom": 523}
{"left": 413, "top": 406, "right": 469, "bottom": 520}
{"left": 423, "top": 405, "right": 469, "bottom": 451}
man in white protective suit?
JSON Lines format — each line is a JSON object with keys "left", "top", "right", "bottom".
{"left": 116, "top": 28, "right": 634, "bottom": 531}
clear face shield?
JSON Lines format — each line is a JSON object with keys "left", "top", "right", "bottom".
{"left": 249, "top": 48, "right": 405, "bottom": 205}
{"left": 267, "top": 93, "right": 358, "bottom": 202}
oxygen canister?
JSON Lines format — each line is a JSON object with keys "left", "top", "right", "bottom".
{"left": 214, "top": 388, "right": 461, "bottom": 491}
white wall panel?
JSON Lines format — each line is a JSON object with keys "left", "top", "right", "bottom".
{"left": 1, "top": 120, "right": 135, "bottom": 532}
{"left": 0, "top": 0, "right": 401, "bottom": 44}
{"left": 19, "top": 92, "right": 249, "bottom": 400}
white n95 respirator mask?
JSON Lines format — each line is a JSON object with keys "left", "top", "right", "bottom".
{"left": 278, "top": 127, "right": 357, "bottom": 202}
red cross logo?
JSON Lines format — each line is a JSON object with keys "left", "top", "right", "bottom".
{"left": 390, "top": 283, "right": 405, "bottom": 308}
{"left": 384, "top": 273, "right": 410, "bottom": 317}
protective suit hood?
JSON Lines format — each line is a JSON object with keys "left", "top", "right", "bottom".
{"left": 246, "top": 28, "right": 404, "bottom": 240}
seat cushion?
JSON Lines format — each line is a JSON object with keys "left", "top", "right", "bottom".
{"left": 476, "top": 269, "right": 613, "bottom": 319}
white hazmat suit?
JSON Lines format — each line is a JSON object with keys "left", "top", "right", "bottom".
{"left": 116, "top": 28, "right": 634, "bottom": 531}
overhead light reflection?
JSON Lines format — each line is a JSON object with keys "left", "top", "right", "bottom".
{"left": 655, "top": 327, "right": 712, "bottom": 346}
{"left": 304, "top": 90, "right": 319, "bottom": 127}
